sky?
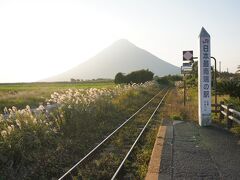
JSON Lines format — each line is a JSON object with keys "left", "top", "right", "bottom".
{"left": 0, "top": 0, "right": 240, "bottom": 82}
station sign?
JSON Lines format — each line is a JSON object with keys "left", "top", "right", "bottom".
{"left": 181, "top": 66, "right": 192, "bottom": 74}
{"left": 183, "top": 62, "right": 192, "bottom": 67}
{"left": 181, "top": 52, "right": 193, "bottom": 74}
{"left": 198, "top": 27, "right": 211, "bottom": 126}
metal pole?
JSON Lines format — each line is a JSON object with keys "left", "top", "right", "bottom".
{"left": 211, "top": 57, "right": 217, "bottom": 114}
{"left": 219, "top": 61, "right": 221, "bottom": 73}
{"left": 184, "top": 74, "right": 186, "bottom": 106}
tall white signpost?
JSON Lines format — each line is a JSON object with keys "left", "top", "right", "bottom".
{"left": 199, "top": 27, "right": 211, "bottom": 126}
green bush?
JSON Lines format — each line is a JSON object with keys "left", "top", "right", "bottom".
{"left": 218, "top": 78, "right": 240, "bottom": 99}
{"left": 155, "top": 75, "right": 182, "bottom": 86}
{"left": 171, "top": 114, "right": 183, "bottom": 120}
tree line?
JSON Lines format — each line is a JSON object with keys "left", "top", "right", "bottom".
{"left": 114, "top": 69, "right": 154, "bottom": 84}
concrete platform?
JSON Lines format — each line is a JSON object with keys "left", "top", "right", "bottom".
{"left": 146, "top": 120, "right": 240, "bottom": 180}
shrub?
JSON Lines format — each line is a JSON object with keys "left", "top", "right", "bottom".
{"left": 218, "top": 78, "right": 240, "bottom": 99}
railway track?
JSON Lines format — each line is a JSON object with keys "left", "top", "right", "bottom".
{"left": 59, "top": 88, "right": 170, "bottom": 180}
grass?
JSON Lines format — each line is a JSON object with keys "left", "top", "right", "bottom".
{"left": 120, "top": 104, "right": 165, "bottom": 179}
{"left": 76, "top": 86, "right": 163, "bottom": 179}
{"left": 0, "top": 81, "right": 114, "bottom": 112}
{"left": 160, "top": 86, "right": 219, "bottom": 122}
{"left": 178, "top": 86, "right": 240, "bottom": 135}
{"left": 0, "top": 82, "right": 159, "bottom": 179}
{"left": 160, "top": 88, "right": 190, "bottom": 121}
{"left": 161, "top": 86, "right": 231, "bottom": 123}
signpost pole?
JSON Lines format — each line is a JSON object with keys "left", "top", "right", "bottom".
{"left": 184, "top": 74, "right": 186, "bottom": 106}
{"left": 198, "top": 27, "right": 212, "bottom": 126}
{"left": 211, "top": 56, "right": 218, "bottom": 114}
{"left": 182, "top": 50, "right": 193, "bottom": 107}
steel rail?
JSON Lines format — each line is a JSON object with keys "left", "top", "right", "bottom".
{"left": 58, "top": 88, "right": 166, "bottom": 180}
{"left": 111, "top": 89, "right": 169, "bottom": 179}
{"left": 221, "top": 110, "right": 227, "bottom": 116}
{"left": 221, "top": 104, "right": 228, "bottom": 110}
{"left": 228, "top": 115, "right": 240, "bottom": 124}
{"left": 229, "top": 108, "right": 240, "bottom": 117}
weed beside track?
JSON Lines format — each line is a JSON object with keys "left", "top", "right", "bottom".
{"left": 63, "top": 89, "right": 169, "bottom": 179}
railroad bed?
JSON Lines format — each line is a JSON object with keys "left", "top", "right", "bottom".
{"left": 58, "top": 88, "right": 169, "bottom": 180}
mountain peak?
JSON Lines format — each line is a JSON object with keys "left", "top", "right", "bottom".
{"left": 111, "top": 39, "right": 136, "bottom": 48}
{"left": 44, "top": 40, "right": 180, "bottom": 81}
{"left": 116, "top": 38, "right": 131, "bottom": 43}
{"left": 116, "top": 38, "right": 130, "bottom": 43}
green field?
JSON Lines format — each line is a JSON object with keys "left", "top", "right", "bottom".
{"left": 0, "top": 81, "right": 114, "bottom": 112}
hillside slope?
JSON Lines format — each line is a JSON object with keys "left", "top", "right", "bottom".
{"left": 45, "top": 39, "right": 180, "bottom": 81}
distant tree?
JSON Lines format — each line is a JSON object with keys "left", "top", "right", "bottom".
{"left": 165, "top": 75, "right": 182, "bottom": 81}
{"left": 219, "top": 71, "right": 237, "bottom": 80}
{"left": 185, "top": 61, "right": 217, "bottom": 87}
{"left": 236, "top": 65, "right": 240, "bottom": 74}
{"left": 70, "top": 78, "right": 76, "bottom": 83}
{"left": 191, "top": 61, "right": 198, "bottom": 77}
{"left": 126, "top": 69, "right": 154, "bottom": 84}
{"left": 156, "top": 76, "right": 171, "bottom": 86}
{"left": 218, "top": 79, "right": 240, "bottom": 99}
{"left": 114, "top": 73, "right": 125, "bottom": 84}
{"left": 156, "top": 75, "right": 182, "bottom": 86}
{"left": 114, "top": 69, "right": 154, "bottom": 84}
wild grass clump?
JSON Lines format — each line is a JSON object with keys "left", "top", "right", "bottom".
{"left": 0, "top": 105, "right": 60, "bottom": 178}
{"left": 160, "top": 87, "right": 198, "bottom": 122}
{"left": 0, "top": 81, "right": 159, "bottom": 179}
{"left": 171, "top": 114, "right": 183, "bottom": 120}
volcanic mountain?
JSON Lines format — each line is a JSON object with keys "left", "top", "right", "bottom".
{"left": 45, "top": 39, "right": 180, "bottom": 81}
